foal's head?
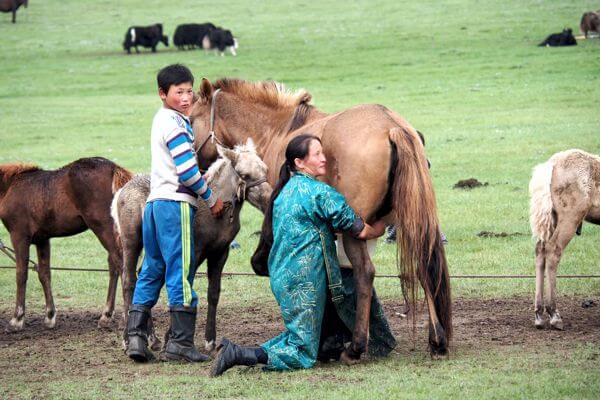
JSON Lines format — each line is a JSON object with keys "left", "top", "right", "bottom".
{"left": 207, "top": 138, "right": 271, "bottom": 213}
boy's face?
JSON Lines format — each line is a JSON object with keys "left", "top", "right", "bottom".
{"left": 159, "top": 82, "right": 194, "bottom": 116}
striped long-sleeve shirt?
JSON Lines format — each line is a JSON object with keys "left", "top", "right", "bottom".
{"left": 146, "top": 107, "right": 216, "bottom": 208}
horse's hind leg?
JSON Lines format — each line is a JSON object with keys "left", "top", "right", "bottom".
{"left": 205, "top": 250, "right": 228, "bottom": 352}
{"left": 35, "top": 240, "right": 56, "bottom": 329}
{"left": 534, "top": 240, "right": 546, "bottom": 329}
{"left": 544, "top": 216, "right": 581, "bottom": 330}
{"left": 9, "top": 235, "right": 31, "bottom": 331}
{"left": 87, "top": 222, "right": 122, "bottom": 328}
{"left": 340, "top": 234, "right": 374, "bottom": 364}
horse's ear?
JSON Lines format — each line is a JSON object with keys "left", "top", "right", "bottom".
{"left": 217, "top": 143, "right": 238, "bottom": 163}
{"left": 199, "top": 78, "right": 213, "bottom": 102}
{"left": 298, "top": 91, "right": 312, "bottom": 104}
{"left": 245, "top": 138, "right": 256, "bottom": 152}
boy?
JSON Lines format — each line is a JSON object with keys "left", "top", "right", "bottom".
{"left": 127, "top": 64, "right": 223, "bottom": 363}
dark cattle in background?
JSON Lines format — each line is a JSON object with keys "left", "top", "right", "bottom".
{"left": 123, "top": 23, "right": 168, "bottom": 54}
{"left": 202, "top": 27, "right": 238, "bottom": 56}
{"left": 538, "top": 28, "right": 577, "bottom": 47}
{"left": 580, "top": 10, "right": 600, "bottom": 38}
{"left": 173, "top": 23, "right": 216, "bottom": 50}
{"left": 0, "top": 0, "right": 28, "bottom": 23}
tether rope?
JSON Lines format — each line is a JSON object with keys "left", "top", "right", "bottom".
{"left": 0, "top": 265, "right": 598, "bottom": 279}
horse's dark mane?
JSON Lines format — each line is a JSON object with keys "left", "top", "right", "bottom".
{"left": 0, "top": 163, "right": 41, "bottom": 184}
{"left": 213, "top": 78, "right": 314, "bottom": 133}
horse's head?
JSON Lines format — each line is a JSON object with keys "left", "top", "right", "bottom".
{"left": 191, "top": 77, "right": 316, "bottom": 172}
{"left": 216, "top": 138, "right": 272, "bottom": 213}
{"left": 190, "top": 78, "right": 222, "bottom": 170}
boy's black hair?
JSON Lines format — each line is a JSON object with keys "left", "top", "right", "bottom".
{"left": 157, "top": 64, "right": 194, "bottom": 93}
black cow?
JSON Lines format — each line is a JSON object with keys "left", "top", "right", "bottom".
{"left": 123, "top": 23, "right": 169, "bottom": 54}
{"left": 580, "top": 10, "right": 600, "bottom": 38}
{"left": 173, "top": 23, "right": 216, "bottom": 50}
{"left": 203, "top": 27, "right": 238, "bottom": 56}
{"left": 0, "top": 0, "right": 28, "bottom": 23}
{"left": 538, "top": 28, "right": 577, "bottom": 47}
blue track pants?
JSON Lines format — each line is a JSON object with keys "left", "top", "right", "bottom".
{"left": 132, "top": 200, "right": 198, "bottom": 308}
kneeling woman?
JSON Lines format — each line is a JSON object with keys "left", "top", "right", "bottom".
{"left": 211, "top": 134, "right": 389, "bottom": 376}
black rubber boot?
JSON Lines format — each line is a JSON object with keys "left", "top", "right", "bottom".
{"left": 210, "top": 338, "right": 262, "bottom": 377}
{"left": 126, "top": 304, "right": 155, "bottom": 362}
{"left": 162, "top": 306, "right": 210, "bottom": 363}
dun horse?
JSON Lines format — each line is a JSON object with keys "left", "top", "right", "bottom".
{"left": 0, "top": 157, "right": 132, "bottom": 330}
{"left": 529, "top": 149, "right": 600, "bottom": 330}
{"left": 189, "top": 78, "right": 452, "bottom": 359}
{"left": 111, "top": 140, "right": 271, "bottom": 350}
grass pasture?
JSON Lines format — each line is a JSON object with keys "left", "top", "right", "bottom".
{"left": 1, "top": 0, "right": 599, "bottom": 398}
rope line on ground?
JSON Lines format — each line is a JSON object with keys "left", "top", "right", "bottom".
{"left": 0, "top": 265, "right": 599, "bottom": 279}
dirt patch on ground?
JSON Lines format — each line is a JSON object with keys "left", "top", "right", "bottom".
{"left": 476, "top": 231, "right": 526, "bottom": 238}
{"left": 0, "top": 295, "right": 598, "bottom": 377}
{"left": 453, "top": 178, "right": 488, "bottom": 189}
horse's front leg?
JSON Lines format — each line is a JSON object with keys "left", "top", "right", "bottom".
{"left": 340, "top": 234, "right": 374, "bottom": 364}
{"left": 35, "top": 240, "right": 56, "bottom": 329}
{"left": 534, "top": 240, "right": 546, "bottom": 329}
{"left": 205, "top": 249, "right": 229, "bottom": 353}
{"left": 10, "top": 234, "right": 31, "bottom": 331}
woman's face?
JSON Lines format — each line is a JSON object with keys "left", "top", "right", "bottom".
{"left": 295, "top": 139, "right": 327, "bottom": 177}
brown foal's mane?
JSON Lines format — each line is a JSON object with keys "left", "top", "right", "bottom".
{"left": 0, "top": 163, "right": 40, "bottom": 184}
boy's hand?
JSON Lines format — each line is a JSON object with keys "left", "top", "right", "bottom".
{"left": 210, "top": 198, "right": 224, "bottom": 218}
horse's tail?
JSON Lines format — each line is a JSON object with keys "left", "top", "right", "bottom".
{"left": 112, "top": 165, "right": 133, "bottom": 194}
{"left": 110, "top": 187, "right": 123, "bottom": 239}
{"left": 388, "top": 127, "right": 452, "bottom": 341}
{"left": 529, "top": 160, "right": 555, "bottom": 243}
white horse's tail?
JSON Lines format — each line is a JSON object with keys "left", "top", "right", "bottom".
{"left": 529, "top": 160, "right": 555, "bottom": 242}
{"left": 110, "top": 188, "right": 123, "bottom": 238}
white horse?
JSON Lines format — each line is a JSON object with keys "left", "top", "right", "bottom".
{"left": 529, "top": 149, "right": 600, "bottom": 330}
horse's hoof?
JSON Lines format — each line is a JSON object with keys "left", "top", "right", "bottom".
{"left": 44, "top": 315, "right": 56, "bottom": 329}
{"left": 97, "top": 315, "right": 112, "bottom": 329}
{"left": 149, "top": 335, "right": 162, "bottom": 352}
{"left": 205, "top": 340, "right": 216, "bottom": 353}
{"left": 9, "top": 317, "right": 24, "bottom": 331}
{"left": 550, "top": 316, "right": 564, "bottom": 331}
{"left": 534, "top": 315, "right": 546, "bottom": 329}
{"left": 429, "top": 344, "right": 449, "bottom": 359}
{"left": 340, "top": 349, "right": 361, "bottom": 366}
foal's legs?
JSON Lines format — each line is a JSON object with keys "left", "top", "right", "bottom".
{"left": 9, "top": 235, "right": 31, "bottom": 331}
{"left": 544, "top": 216, "right": 581, "bottom": 330}
{"left": 121, "top": 238, "right": 143, "bottom": 322}
{"left": 87, "top": 221, "right": 123, "bottom": 328}
{"left": 534, "top": 240, "right": 546, "bottom": 328}
{"left": 35, "top": 240, "right": 56, "bottom": 329}
{"left": 340, "top": 234, "right": 374, "bottom": 364}
{"left": 205, "top": 249, "right": 229, "bottom": 352}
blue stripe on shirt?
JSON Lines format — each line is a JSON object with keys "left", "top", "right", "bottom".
{"left": 173, "top": 150, "right": 194, "bottom": 165}
{"left": 166, "top": 133, "right": 190, "bottom": 151}
{"left": 180, "top": 164, "right": 200, "bottom": 182}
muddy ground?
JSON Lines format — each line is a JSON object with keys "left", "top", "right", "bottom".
{"left": 1, "top": 295, "right": 598, "bottom": 381}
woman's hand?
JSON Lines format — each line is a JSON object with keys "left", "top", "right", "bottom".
{"left": 358, "top": 219, "right": 386, "bottom": 240}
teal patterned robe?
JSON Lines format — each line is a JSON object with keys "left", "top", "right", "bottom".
{"left": 261, "top": 172, "right": 376, "bottom": 371}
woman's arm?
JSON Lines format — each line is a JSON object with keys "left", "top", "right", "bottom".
{"left": 357, "top": 220, "right": 387, "bottom": 240}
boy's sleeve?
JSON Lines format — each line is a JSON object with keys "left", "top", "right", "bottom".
{"left": 165, "top": 125, "right": 216, "bottom": 207}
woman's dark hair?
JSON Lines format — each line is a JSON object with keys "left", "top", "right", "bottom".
{"left": 157, "top": 63, "right": 194, "bottom": 93}
{"left": 262, "top": 134, "right": 321, "bottom": 244}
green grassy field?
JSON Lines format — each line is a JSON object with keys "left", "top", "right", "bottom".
{"left": 1, "top": 0, "right": 599, "bottom": 398}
